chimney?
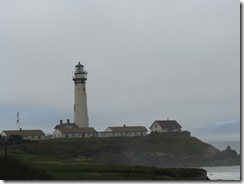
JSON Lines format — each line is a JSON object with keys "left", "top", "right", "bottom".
{"left": 67, "top": 119, "right": 70, "bottom": 124}
{"left": 60, "top": 120, "right": 63, "bottom": 124}
{"left": 123, "top": 124, "right": 126, "bottom": 127}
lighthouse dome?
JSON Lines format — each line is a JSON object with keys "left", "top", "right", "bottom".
{"left": 75, "top": 62, "right": 84, "bottom": 67}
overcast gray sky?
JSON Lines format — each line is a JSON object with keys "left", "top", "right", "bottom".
{"left": 0, "top": 0, "right": 240, "bottom": 142}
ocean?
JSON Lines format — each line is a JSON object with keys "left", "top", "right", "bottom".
{"left": 202, "top": 141, "right": 241, "bottom": 180}
{"left": 202, "top": 166, "right": 240, "bottom": 180}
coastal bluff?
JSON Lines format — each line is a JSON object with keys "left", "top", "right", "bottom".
{"left": 19, "top": 135, "right": 240, "bottom": 168}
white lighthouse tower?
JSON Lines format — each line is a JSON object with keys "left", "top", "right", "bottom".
{"left": 73, "top": 62, "right": 89, "bottom": 128}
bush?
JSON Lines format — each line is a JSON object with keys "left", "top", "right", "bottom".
{"left": 0, "top": 156, "right": 52, "bottom": 180}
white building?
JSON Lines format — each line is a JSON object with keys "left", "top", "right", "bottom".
{"left": 98, "top": 125, "right": 148, "bottom": 137}
{"left": 149, "top": 120, "right": 182, "bottom": 133}
{"left": 1, "top": 129, "right": 45, "bottom": 140}
{"left": 53, "top": 127, "right": 97, "bottom": 138}
{"left": 73, "top": 62, "right": 89, "bottom": 128}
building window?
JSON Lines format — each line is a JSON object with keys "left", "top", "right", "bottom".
{"left": 155, "top": 124, "right": 157, "bottom": 128}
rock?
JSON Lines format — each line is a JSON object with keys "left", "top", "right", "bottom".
{"left": 211, "top": 146, "right": 240, "bottom": 166}
{"left": 226, "top": 145, "right": 232, "bottom": 151}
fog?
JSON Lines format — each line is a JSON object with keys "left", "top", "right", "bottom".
{"left": 0, "top": 0, "right": 240, "bottom": 142}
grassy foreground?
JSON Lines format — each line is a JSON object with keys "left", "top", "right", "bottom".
{"left": 0, "top": 153, "right": 208, "bottom": 180}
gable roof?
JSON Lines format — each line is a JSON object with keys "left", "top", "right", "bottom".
{"left": 57, "top": 127, "right": 97, "bottom": 134}
{"left": 149, "top": 120, "right": 181, "bottom": 129}
{"left": 54, "top": 123, "right": 78, "bottom": 129}
{"left": 106, "top": 126, "right": 147, "bottom": 132}
{"left": 1, "top": 129, "right": 45, "bottom": 136}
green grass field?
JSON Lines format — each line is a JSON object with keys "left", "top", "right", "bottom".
{"left": 0, "top": 151, "right": 207, "bottom": 180}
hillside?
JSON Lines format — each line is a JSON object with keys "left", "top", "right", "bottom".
{"left": 0, "top": 155, "right": 209, "bottom": 180}
{"left": 19, "top": 135, "right": 239, "bottom": 167}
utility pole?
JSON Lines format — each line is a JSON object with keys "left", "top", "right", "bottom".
{"left": 16, "top": 111, "right": 20, "bottom": 130}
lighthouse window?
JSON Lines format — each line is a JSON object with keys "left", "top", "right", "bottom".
{"left": 75, "top": 67, "right": 82, "bottom": 73}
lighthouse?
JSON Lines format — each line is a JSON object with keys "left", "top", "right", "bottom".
{"left": 73, "top": 62, "right": 89, "bottom": 128}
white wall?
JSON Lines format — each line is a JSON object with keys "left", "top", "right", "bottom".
{"left": 150, "top": 123, "right": 181, "bottom": 133}
{"left": 74, "top": 83, "right": 89, "bottom": 128}
{"left": 53, "top": 129, "right": 62, "bottom": 138}
{"left": 150, "top": 122, "right": 164, "bottom": 133}
{"left": 98, "top": 131, "right": 147, "bottom": 137}
{"left": 22, "top": 135, "right": 45, "bottom": 140}
{"left": 0, "top": 132, "right": 7, "bottom": 137}
{"left": 53, "top": 129, "right": 97, "bottom": 138}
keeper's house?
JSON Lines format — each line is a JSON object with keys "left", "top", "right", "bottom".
{"left": 1, "top": 129, "right": 45, "bottom": 140}
{"left": 53, "top": 127, "right": 97, "bottom": 138}
{"left": 98, "top": 125, "right": 148, "bottom": 137}
{"left": 149, "top": 120, "right": 182, "bottom": 133}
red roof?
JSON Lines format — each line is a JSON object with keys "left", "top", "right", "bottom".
{"left": 56, "top": 127, "right": 97, "bottom": 134}
{"left": 149, "top": 120, "right": 181, "bottom": 129}
{"left": 106, "top": 126, "right": 147, "bottom": 132}
{"left": 54, "top": 123, "right": 78, "bottom": 129}
{"left": 1, "top": 129, "right": 45, "bottom": 136}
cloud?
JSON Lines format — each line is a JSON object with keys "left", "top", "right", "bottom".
{"left": 190, "top": 120, "right": 240, "bottom": 142}
{"left": 0, "top": 0, "right": 239, "bottom": 142}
